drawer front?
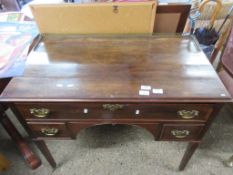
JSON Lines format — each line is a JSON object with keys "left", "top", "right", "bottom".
{"left": 16, "top": 103, "right": 213, "bottom": 121}
{"left": 159, "top": 124, "right": 204, "bottom": 141}
{"left": 27, "top": 122, "right": 71, "bottom": 138}
{"left": 67, "top": 122, "right": 161, "bottom": 139}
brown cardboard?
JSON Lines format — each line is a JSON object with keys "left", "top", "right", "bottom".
{"left": 30, "top": 2, "right": 157, "bottom": 34}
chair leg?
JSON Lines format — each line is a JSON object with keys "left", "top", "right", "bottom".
{"left": 34, "top": 140, "right": 56, "bottom": 168}
{"left": 224, "top": 155, "right": 233, "bottom": 167}
{"left": 0, "top": 113, "right": 41, "bottom": 169}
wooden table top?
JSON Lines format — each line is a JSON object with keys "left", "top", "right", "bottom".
{"left": 0, "top": 35, "right": 231, "bottom": 102}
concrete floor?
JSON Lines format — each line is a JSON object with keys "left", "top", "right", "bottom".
{"left": 0, "top": 105, "right": 233, "bottom": 175}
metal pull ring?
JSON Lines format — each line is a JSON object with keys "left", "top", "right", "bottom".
{"left": 41, "top": 128, "right": 58, "bottom": 136}
{"left": 177, "top": 110, "right": 199, "bottom": 119}
{"left": 30, "top": 108, "right": 50, "bottom": 118}
{"left": 102, "top": 104, "right": 123, "bottom": 112}
{"left": 171, "top": 130, "right": 190, "bottom": 139}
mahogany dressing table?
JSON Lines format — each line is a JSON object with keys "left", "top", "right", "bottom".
{"left": 0, "top": 34, "right": 231, "bottom": 170}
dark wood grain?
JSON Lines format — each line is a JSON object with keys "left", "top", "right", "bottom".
{"left": 34, "top": 140, "right": 56, "bottom": 168}
{"left": 159, "top": 124, "right": 204, "bottom": 141}
{"left": 179, "top": 141, "right": 200, "bottom": 170}
{"left": 0, "top": 35, "right": 230, "bottom": 102}
{"left": 0, "top": 35, "right": 230, "bottom": 170}
{"left": 27, "top": 122, "right": 71, "bottom": 139}
{"left": 15, "top": 102, "right": 213, "bottom": 121}
{"left": 67, "top": 122, "right": 161, "bottom": 140}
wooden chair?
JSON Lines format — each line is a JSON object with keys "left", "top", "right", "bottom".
{"left": 187, "top": 0, "right": 233, "bottom": 65}
{"left": 218, "top": 25, "right": 233, "bottom": 168}
{"left": 210, "top": 20, "right": 233, "bottom": 64}
{"left": 154, "top": 3, "right": 191, "bottom": 33}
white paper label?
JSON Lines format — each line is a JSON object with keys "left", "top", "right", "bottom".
{"left": 56, "top": 83, "right": 63, "bottom": 87}
{"left": 139, "top": 90, "right": 150, "bottom": 96}
{"left": 141, "top": 85, "right": 151, "bottom": 90}
{"left": 152, "top": 89, "right": 164, "bottom": 94}
{"left": 159, "top": 3, "right": 168, "bottom": 5}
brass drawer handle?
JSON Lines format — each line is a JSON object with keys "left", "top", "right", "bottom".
{"left": 171, "top": 130, "right": 190, "bottom": 139}
{"left": 41, "top": 128, "right": 58, "bottom": 136}
{"left": 30, "top": 108, "right": 50, "bottom": 118}
{"left": 177, "top": 110, "right": 199, "bottom": 119}
{"left": 102, "top": 104, "right": 123, "bottom": 112}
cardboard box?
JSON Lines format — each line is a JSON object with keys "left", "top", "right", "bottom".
{"left": 30, "top": 2, "right": 157, "bottom": 34}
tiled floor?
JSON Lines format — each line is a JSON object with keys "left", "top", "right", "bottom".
{"left": 0, "top": 105, "right": 233, "bottom": 175}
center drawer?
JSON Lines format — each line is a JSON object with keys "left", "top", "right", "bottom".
{"left": 15, "top": 103, "right": 213, "bottom": 121}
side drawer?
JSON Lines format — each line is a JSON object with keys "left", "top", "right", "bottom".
{"left": 159, "top": 124, "right": 204, "bottom": 141}
{"left": 27, "top": 122, "right": 71, "bottom": 139}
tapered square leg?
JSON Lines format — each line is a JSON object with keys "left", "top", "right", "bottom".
{"left": 179, "top": 141, "right": 200, "bottom": 171}
{"left": 34, "top": 140, "right": 56, "bottom": 168}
